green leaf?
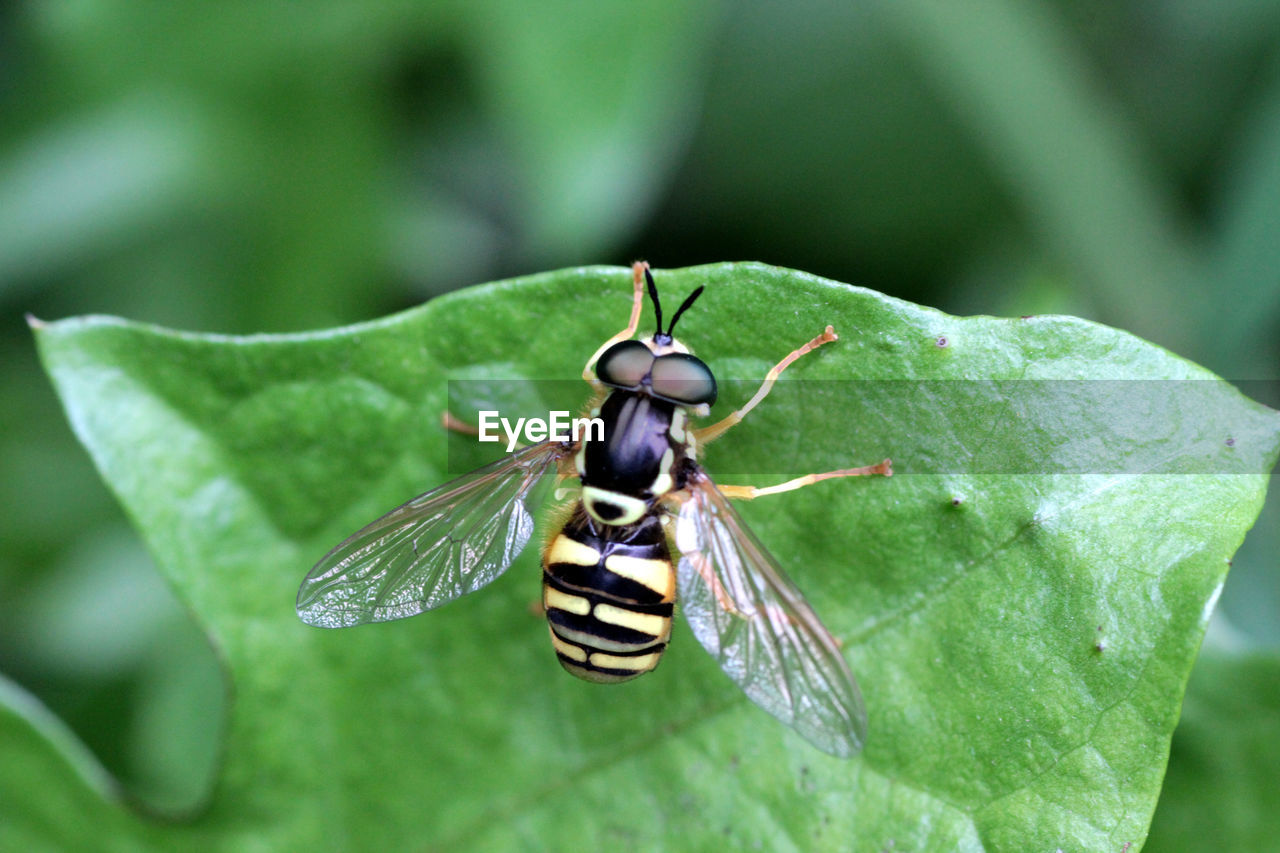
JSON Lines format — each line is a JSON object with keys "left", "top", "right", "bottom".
{"left": 19, "top": 263, "right": 1280, "bottom": 850}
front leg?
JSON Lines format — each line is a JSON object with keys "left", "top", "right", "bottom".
{"left": 695, "top": 325, "right": 840, "bottom": 445}
{"left": 440, "top": 410, "right": 524, "bottom": 450}
{"left": 582, "top": 260, "right": 648, "bottom": 381}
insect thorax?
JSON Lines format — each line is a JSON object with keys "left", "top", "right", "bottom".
{"left": 577, "top": 389, "right": 690, "bottom": 525}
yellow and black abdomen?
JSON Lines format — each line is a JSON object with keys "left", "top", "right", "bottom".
{"left": 542, "top": 509, "right": 675, "bottom": 683}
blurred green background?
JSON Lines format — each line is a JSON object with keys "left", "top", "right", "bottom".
{"left": 2, "top": 0, "right": 1277, "bottom": 844}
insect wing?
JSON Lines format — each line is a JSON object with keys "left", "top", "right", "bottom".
{"left": 675, "top": 472, "right": 868, "bottom": 757}
{"left": 297, "top": 441, "right": 564, "bottom": 628}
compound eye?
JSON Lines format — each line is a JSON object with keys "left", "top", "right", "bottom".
{"left": 650, "top": 353, "right": 717, "bottom": 406}
{"left": 596, "top": 340, "right": 654, "bottom": 390}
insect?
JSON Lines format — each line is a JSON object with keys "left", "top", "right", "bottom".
{"left": 296, "top": 262, "right": 892, "bottom": 757}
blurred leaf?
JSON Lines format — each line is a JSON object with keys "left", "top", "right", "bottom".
{"left": 0, "top": 673, "right": 131, "bottom": 851}
{"left": 15, "top": 263, "right": 1280, "bottom": 849}
{"left": 0, "top": 95, "right": 206, "bottom": 290}
{"left": 6, "top": 528, "right": 172, "bottom": 676}
{"left": 3, "top": 2, "right": 719, "bottom": 325}
{"left": 646, "top": 3, "right": 1013, "bottom": 287}
{"left": 0, "top": 523, "right": 224, "bottom": 815}
{"left": 1192, "top": 54, "right": 1280, "bottom": 647}
{"left": 880, "top": 0, "right": 1197, "bottom": 355}
{"left": 1215, "top": 485, "right": 1280, "bottom": 646}
{"left": 125, "top": 611, "right": 225, "bottom": 816}
{"left": 1199, "top": 59, "right": 1280, "bottom": 377}
{"left": 1145, "top": 650, "right": 1280, "bottom": 851}
{"left": 462, "top": 1, "right": 718, "bottom": 260}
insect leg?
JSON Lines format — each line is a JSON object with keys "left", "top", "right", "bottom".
{"left": 441, "top": 410, "right": 480, "bottom": 436}
{"left": 440, "top": 411, "right": 525, "bottom": 450}
{"left": 716, "top": 459, "right": 892, "bottom": 501}
{"left": 582, "top": 260, "right": 648, "bottom": 381}
{"left": 695, "top": 325, "right": 839, "bottom": 444}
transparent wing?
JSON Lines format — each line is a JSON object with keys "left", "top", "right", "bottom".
{"left": 297, "top": 441, "right": 565, "bottom": 628}
{"left": 674, "top": 470, "right": 867, "bottom": 757}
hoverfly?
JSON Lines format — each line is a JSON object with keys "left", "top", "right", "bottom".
{"left": 296, "top": 262, "right": 892, "bottom": 757}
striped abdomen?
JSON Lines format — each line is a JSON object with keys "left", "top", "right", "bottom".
{"left": 542, "top": 510, "right": 674, "bottom": 683}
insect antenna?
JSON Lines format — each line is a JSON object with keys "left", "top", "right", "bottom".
{"left": 667, "top": 286, "right": 705, "bottom": 336}
{"left": 644, "top": 267, "right": 664, "bottom": 337}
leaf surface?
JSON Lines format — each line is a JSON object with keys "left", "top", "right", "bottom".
{"left": 17, "top": 263, "right": 1280, "bottom": 851}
